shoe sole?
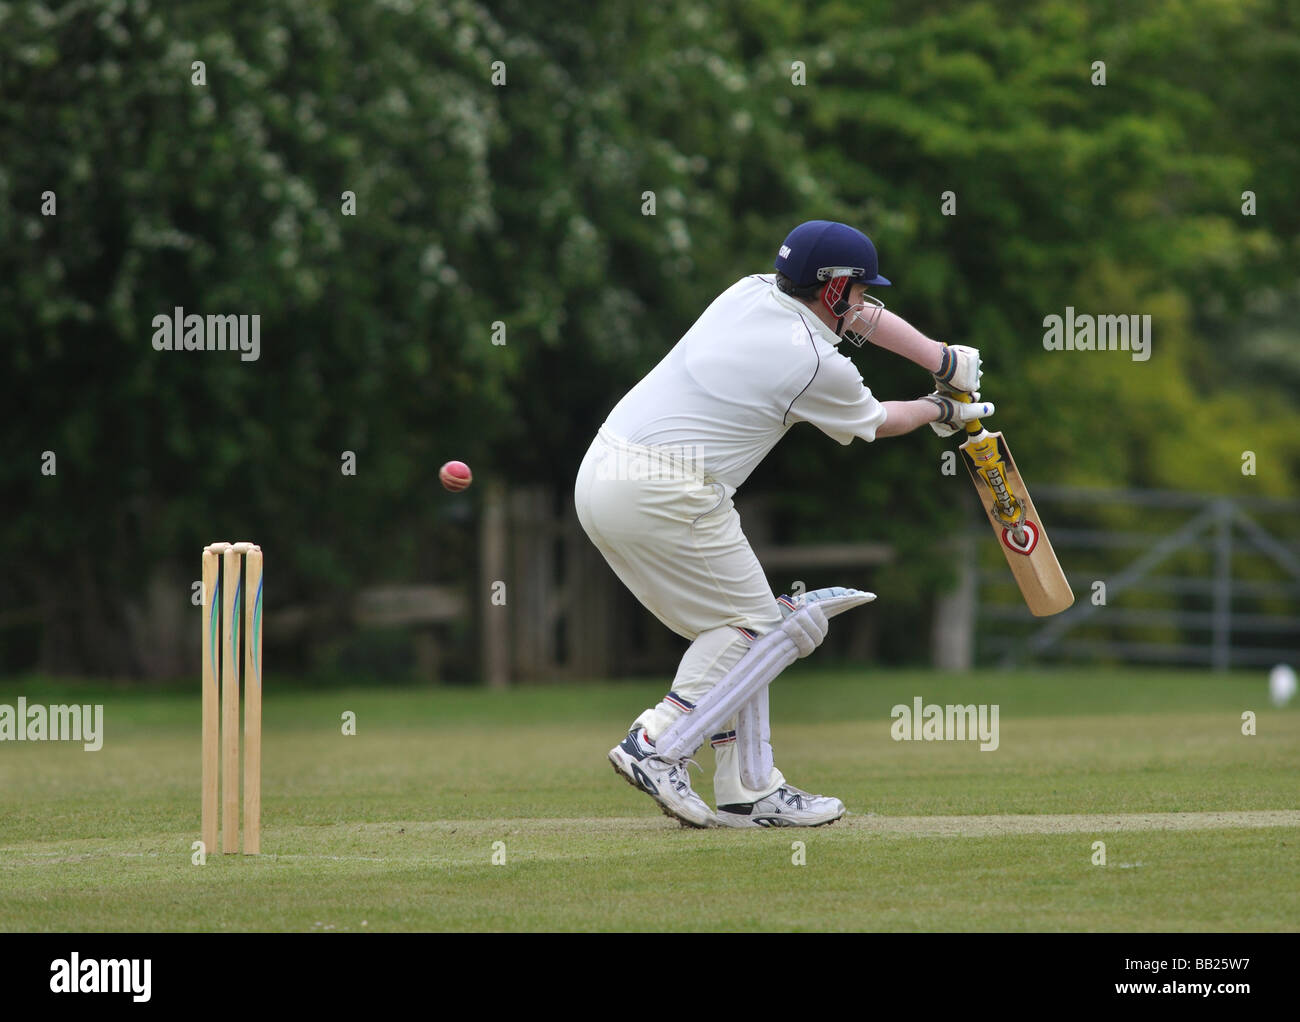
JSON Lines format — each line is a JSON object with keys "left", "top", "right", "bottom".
{"left": 608, "top": 751, "right": 714, "bottom": 829}
{"left": 715, "top": 811, "right": 845, "bottom": 829}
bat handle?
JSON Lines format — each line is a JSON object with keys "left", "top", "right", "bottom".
{"left": 949, "top": 389, "right": 983, "bottom": 435}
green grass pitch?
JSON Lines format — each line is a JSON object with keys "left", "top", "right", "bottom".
{"left": 1, "top": 669, "right": 1296, "bottom": 931}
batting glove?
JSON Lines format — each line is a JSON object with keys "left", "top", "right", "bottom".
{"left": 926, "top": 391, "right": 994, "bottom": 438}
{"left": 934, "top": 344, "right": 982, "bottom": 395}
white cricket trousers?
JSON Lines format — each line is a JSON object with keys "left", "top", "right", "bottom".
{"left": 574, "top": 426, "right": 785, "bottom": 805}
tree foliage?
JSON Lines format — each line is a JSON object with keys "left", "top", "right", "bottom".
{"left": 1, "top": 0, "right": 1296, "bottom": 674}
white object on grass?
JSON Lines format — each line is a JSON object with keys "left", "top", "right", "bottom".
{"left": 1268, "top": 664, "right": 1296, "bottom": 707}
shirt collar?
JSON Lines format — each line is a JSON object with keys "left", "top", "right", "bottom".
{"left": 769, "top": 281, "right": 842, "bottom": 346}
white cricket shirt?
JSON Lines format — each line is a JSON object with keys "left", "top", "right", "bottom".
{"left": 604, "top": 274, "right": 887, "bottom": 490}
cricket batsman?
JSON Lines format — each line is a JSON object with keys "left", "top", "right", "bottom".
{"left": 574, "top": 220, "right": 992, "bottom": 827}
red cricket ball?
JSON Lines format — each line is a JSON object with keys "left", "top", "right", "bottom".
{"left": 439, "top": 461, "right": 472, "bottom": 492}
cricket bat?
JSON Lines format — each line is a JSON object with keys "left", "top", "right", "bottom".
{"left": 955, "top": 398, "right": 1074, "bottom": 616}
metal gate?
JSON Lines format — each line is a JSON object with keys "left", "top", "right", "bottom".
{"left": 975, "top": 487, "right": 1300, "bottom": 669}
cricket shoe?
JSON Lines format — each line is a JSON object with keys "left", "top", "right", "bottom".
{"left": 608, "top": 728, "right": 716, "bottom": 829}
{"left": 716, "top": 785, "right": 845, "bottom": 828}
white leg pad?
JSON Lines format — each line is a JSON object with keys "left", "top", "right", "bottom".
{"left": 731, "top": 586, "right": 876, "bottom": 788}
{"left": 736, "top": 686, "right": 773, "bottom": 791}
{"left": 654, "top": 602, "right": 828, "bottom": 762}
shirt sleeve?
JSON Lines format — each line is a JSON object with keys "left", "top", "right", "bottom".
{"left": 786, "top": 348, "right": 888, "bottom": 444}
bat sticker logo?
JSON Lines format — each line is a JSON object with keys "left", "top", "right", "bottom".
{"left": 1001, "top": 520, "right": 1039, "bottom": 555}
